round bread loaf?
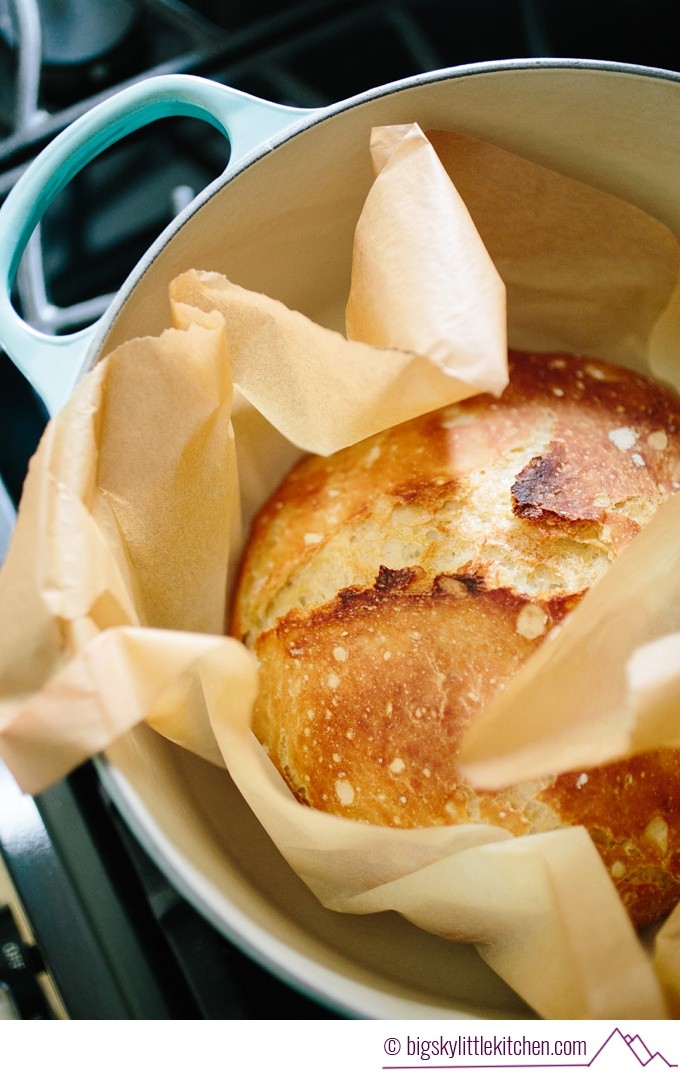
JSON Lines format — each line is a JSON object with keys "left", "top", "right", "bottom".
{"left": 232, "top": 351, "right": 680, "bottom": 927}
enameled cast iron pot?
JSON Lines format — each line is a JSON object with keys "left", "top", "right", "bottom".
{"left": 1, "top": 59, "right": 680, "bottom": 1018}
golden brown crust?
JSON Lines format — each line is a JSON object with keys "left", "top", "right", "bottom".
{"left": 232, "top": 351, "right": 680, "bottom": 928}
{"left": 541, "top": 756, "right": 680, "bottom": 926}
{"left": 251, "top": 570, "right": 574, "bottom": 828}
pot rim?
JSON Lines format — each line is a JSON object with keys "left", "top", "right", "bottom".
{"left": 88, "top": 54, "right": 680, "bottom": 368}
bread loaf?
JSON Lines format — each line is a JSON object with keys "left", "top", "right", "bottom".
{"left": 232, "top": 351, "right": 680, "bottom": 927}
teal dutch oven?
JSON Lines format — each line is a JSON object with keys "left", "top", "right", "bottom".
{"left": 0, "top": 60, "right": 679, "bottom": 1017}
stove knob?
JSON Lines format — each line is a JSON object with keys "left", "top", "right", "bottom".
{"left": 0, "top": 904, "right": 52, "bottom": 1019}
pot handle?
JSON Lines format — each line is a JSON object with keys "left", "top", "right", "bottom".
{"left": 0, "top": 74, "right": 319, "bottom": 416}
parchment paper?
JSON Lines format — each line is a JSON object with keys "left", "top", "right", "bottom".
{"left": 1, "top": 123, "right": 679, "bottom": 1019}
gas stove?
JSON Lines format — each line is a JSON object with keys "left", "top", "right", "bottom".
{"left": 0, "top": 0, "right": 678, "bottom": 1021}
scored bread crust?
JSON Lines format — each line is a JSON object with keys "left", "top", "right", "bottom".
{"left": 232, "top": 351, "right": 680, "bottom": 927}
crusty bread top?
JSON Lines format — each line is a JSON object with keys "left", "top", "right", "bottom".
{"left": 233, "top": 351, "right": 680, "bottom": 644}
{"left": 232, "top": 351, "right": 680, "bottom": 927}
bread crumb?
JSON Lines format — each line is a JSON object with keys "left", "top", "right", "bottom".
{"left": 647, "top": 430, "right": 668, "bottom": 451}
{"left": 364, "top": 445, "right": 382, "bottom": 466}
{"left": 585, "top": 363, "right": 607, "bottom": 380}
{"left": 551, "top": 386, "right": 564, "bottom": 397}
{"left": 333, "top": 646, "right": 347, "bottom": 662}
{"left": 304, "top": 531, "right": 323, "bottom": 545}
{"left": 389, "top": 757, "right": 406, "bottom": 775}
{"left": 644, "top": 815, "right": 669, "bottom": 853}
{"left": 334, "top": 779, "right": 355, "bottom": 805}
{"left": 383, "top": 650, "right": 392, "bottom": 661}
{"left": 575, "top": 772, "right": 589, "bottom": 789}
{"left": 332, "top": 753, "right": 341, "bottom": 763}
{"left": 327, "top": 672, "right": 340, "bottom": 689}
{"left": 610, "top": 860, "right": 626, "bottom": 879}
{"left": 516, "top": 604, "right": 548, "bottom": 640}
{"left": 631, "top": 453, "right": 645, "bottom": 467}
{"left": 608, "top": 426, "right": 638, "bottom": 451}
{"left": 423, "top": 767, "right": 431, "bottom": 778}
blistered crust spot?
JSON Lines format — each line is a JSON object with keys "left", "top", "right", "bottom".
{"left": 512, "top": 441, "right": 604, "bottom": 523}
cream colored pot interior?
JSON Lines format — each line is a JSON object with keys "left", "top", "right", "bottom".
{"left": 97, "top": 64, "right": 680, "bottom": 1018}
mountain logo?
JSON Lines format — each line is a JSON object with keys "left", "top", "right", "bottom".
{"left": 589, "top": 1028, "right": 676, "bottom": 1068}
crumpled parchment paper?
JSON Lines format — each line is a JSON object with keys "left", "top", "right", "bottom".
{"left": 1, "top": 122, "right": 680, "bottom": 1019}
